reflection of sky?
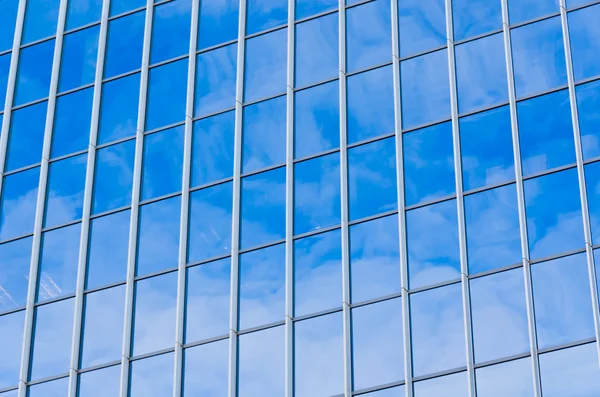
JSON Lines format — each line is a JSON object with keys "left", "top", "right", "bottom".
{"left": 0, "top": 0, "right": 18, "bottom": 52}
{"left": 141, "top": 126, "right": 184, "bottom": 200}
{"left": 52, "top": 87, "right": 93, "bottom": 159}
{"left": 58, "top": 25, "right": 99, "bottom": 93}
{"left": 246, "top": 0, "right": 287, "bottom": 35}
{"left": 183, "top": 339, "right": 229, "bottom": 395}
{"left": 295, "top": 0, "right": 337, "bottom": 20}
{"left": 0, "top": 237, "right": 31, "bottom": 310}
{"left": 587, "top": 161, "right": 600, "bottom": 244}
{"left": 65, "top": 0, "right": 103, "bottom": 31}
{"left": 146, "top": 59, "right": 188, "bottom": 131}
{"left": 150, "top": 0, "right": 191, "bottom": 65}
{"left": 92, "top": 139, "right": 135, "bottom": 214}
{"left": 398, "top": 0, "right": 445, "bottom": 58}
{"left": 0, "top": 53, "right": 10, "bottom": 112}
{"left": 27, "top": 377, "right": 68, "bottom": 397}
{"left": 238, "top": 325, "right": 284, "bottom": 397}
{"left": 195, "top": 43, "right": 237, "bottom": 117}
{"left": 244, "top": 28, "right": 287, "bottom": 102}
{"left": 0, "top": 310, "right": 24, "bottom": 389}
{"left": 21, "top": 0, "right": 59, "bottom": 44}
{"left": 129, "top": 352, "right": 174, "bottom": 397}
{"left": 0, "top": 167, "right": 40, "bottom": 241}
{"left": 346, "top": 0, "right": 391, "bottom": 73}
{"left": 104, "top": 10, "right": 145, "bottom": 79}
{"left": 576, "top": 80, "right": 600, "bottom": 160}
{"left": 413, "top": 371, "right": 467, "bottom": 396}
{"left": 568, "top": 4, "right": 600, "bottom": 82}
{"left": 14, "top": 39, "right": 54, "bottom": 106}
{"left": 43, "top": 153, "right": 87, "bottom": 228}
{"left": 97, "top": 73, "right": 140, "bottom": 145}
{"left": 452, "top": 0, "right": 501, "bottom": 41}
{"left": 508, "top": 0, "right": 556, "bottom": 25}
{"left": 6, "top": 101, "right": 47, "bottom": 172}
{"left": 77, "top": 364, "right": 121, "bottom": 397}
{"left": 475, "top": 357, "right": 533, "bottom": 397}
{"left": 363, "top": 385, "right": 405, "bottom": 396}
{"left": 197, "top": 0, "right": 238, "bottom": 49}
{"left": 295, "top": 13, "right": 338, "bottom": 88}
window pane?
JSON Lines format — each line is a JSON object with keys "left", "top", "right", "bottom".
{"left": 27, "top": 378, "right": 68, "bottom": 397}
{"left": 0, "top": 54, "right": 10, "bottom": 112}
{"left": 407, "top": 200, "right": 460, "bottom": 289}
{"left": 239, "top": 243, "right": 285, "bottom": 330}
{"left": 413, "top": 372, "right": 467, "bottom": 396}
{"left": 22, "top": 0, "right": 59, "bottom": 44}
{"left": 295, "top": 312, "right": 344, "bottom": 397}
{"left": 568, "top": 4, "right": 600, "bottom": 82}
{"left": 80, "top": 286, "right": 125, "bottom": 368}
{"left": 43, "top": 153, "right": 87, "bottom": 228}
{"left": 14, "top": 39, "right": 54, "bottom": 106}
{"left": 188, "top": 182, "right": 232, "bottom": 263}
{"left": 294, "top": 229, "right": 342, "bottom": 316}
{"left": 0, "top": 311, "right": 25, "bottom": 389}
{"left": 197, "top": 0, "right": 238, "bottom": 49}
{"left": 6, "top": 101, "right": 46, "bottom": 171}
{"left": 52, "top": 87, "right": 93, "bottom": 158}
{"left": 452, "top": 0, "right": 502, "bottom": 41}
{"left": 183, "top": 340, "right": 229, "bottom": 396}
{"left": 110, "top": 0, "right": 144, "bottom": 16}
{"left": 146, "top": 59, "right": 187, "bottom": 131}
{"left": 66, "top": 0, "right": 103, "bottom": 30}
{"left": 362, "top": 386, "right": 405, "bottom": 396}
{"left": 136, "top": 196, "right": 181, "bottom": 277}
{"left": 104, "top": 10, "right": 145, "bottom": 79}
{"left": 476, "top": 358, "right": 533, "bottom": 397}
{"left": 185, "top": 259, "right": 230, "bottom": 343}
{"left": 346, "top": 0, "right": 391, "bottom": 73}
{"left": 509, "top": 0, "right": 557, "bottom": 24}
{"left": 141, "top": 126, "right": 184, "bottom": 200}
{"left": 398, "top": 0, "right": 445, "bottom": 58}
{"left": 244, "top": 28, "right": 287, "bottom": 102}
{"left": 98, "top": 73, "right": 140, "bottom": 145}
{"left": 295, "top": 13, "right": 338, "bottom": 87}
{"left": 246, "top": 0, "right": 286, "bottom": 34}
{"left": 348, "top": 137, "right": 397, "bottom": 221}
{"left": 349, "top": 215, "right": 400, "bottom": 303}
{"left": 194, "top": 43, "right": 237, "bottom": 117}
{"left": 0, "top": 167, "right": 40, "bottom": 241}
{"left": 296, "top": 0, "right": 337, "bottom": 20}
{"left": 92, "top": 139, "right": 136, "bottom": 214}
{"left": 0, "top": 0, "right": 18, "bottom": 52}
{"left": 0, "top": 237, "right": 31, "bottom": 310}
{"left": 576, "top": 80, "right": 600, "bottom": 160}
{"left": 129, "top": 353, "right": 174, "bottom": 397}
{"left": 539, "top": 343, "right": 600, "bottom": 397}
{"left": 403, "top": 122, "right": 454, "bottom": 206}
{"left": 58, "top": 25, "right": 99, "bottom": 92}
{"left": 531, "top": 253, "right": 595, "bottom": 349}
{"left": 78, "top": 365, "right": 121, "bottom": 397}
{"left": 586, "top": 162, "right": 600, "bottom": 244}
{"left": 347, "top": 66, "right": 394, "bottom": 144}
{"left": 150, "top": 0, "right": 191, "bottom": 65}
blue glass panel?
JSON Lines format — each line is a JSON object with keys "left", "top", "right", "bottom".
{"left": 104, "top": 10, "right": 145, "bottom": 79}
{"left": 411, "top": 284, "right": 465, "bottom": 376}
{"left": 0, "top": 311, "right": 24, "bottom": 389}
{"left": 363, "top": 386, "right": 405, "bottom": 397}
{"left": 0, "top": 167, "right": 39, "bottom": 241}
{"left": 460, "top": 106, "right": 514, "bottom": 191}
{"left": 452, "top": 0, "right": 502, "bottom": 41}
{"left": 86, "top": 210, "right": 130, "bottom": 289}
{"left": 517, "top": 90, "right": 575, "bottom": 176}
{"left": 403, "top": 122, "right": 454, "bottom": 206}
{"left": 401, "top": 49, "right": 450, "bottom": 128}
{"left": 187, "top": 182, "right": 232, "bottom": 263}
{"left": 244, "top": 28, "right": 287, "bottom": 102}
{"left": 347, "top": 66, "right": 394, "bottom": 144}
{"left": 596, "top": 250, "right": 600, "bottom": 307}
{"left": 532, "top": 253, "right": 595, "bottom": 349}
{"left": 294, "top": 153, "right": 341, "bottom": 235}
{"left": 413, "top": 370, "right": 467, "bottom": 395}
{"left": 524, "top": 169, "right": 583, "bottom": 260}
{"left": 191, "top": 112, "right": 235, "bottom": 187}
{"left": 511, "top": 17, "right": 566, "bottom": 99}
{"left": 0, "top": 237, "right": 31, "bottom": 310}
{"left": 52, "top": 87, "right": 93, "bottom": 158}
{"left": 352, "top": 298, "right": 403, "bottom": 390}
{"left": 238, "top": 243, "right": 285, "bottom": 330}
{"left": 0, "top": 54, "right": 10, "bottom": 112}
{"left": 576, "top": 80, "right": 600, "bottom": 160}
{"left": 37, "top": 224, "right": 81, "bottom": 302}
{"left": 27, "top": 378, "right": 68, "bottom": 397}
{"left": 349, "top": 214, "right": 400, "bottom": 303}
{"left": 0, "top": 0, "right": 18, "bottom": 52}
{"left": 92, "top": 140, "right": 136, "bottom": 214}
{"left": 66, "top": 0, "right": 103, "bottom": 30}
{"left": 568, "top": 5, "right": 600, "bottom": 82}
{"left": 407, "top": 200, "right": 460, "bottom": 288}
{"left": 183, "top": 340, "right": 229, "bottom": 396}
{"left": 29, "top": 298, "right": 74, "bottom": 380}
{"left": 567, "top": 0, "right": 590, "bottom": 6}
{"left": 398, "top": 0, "right": 445, "bottom": 58}
{"left": 476, "top": 358, "right": 534, "bottom": 397}
{"left": 80, "top": 286, "right": 125, "bottom": 368}
{"left": 294, "top": 229, "right": 342, "bottom": 316}
{"left": 58, "top": 25, "right": 99, "bottom": 92}
{"left": 98, "top": 73, "right": 140, "bottom": 145}
{"left": 194, "top": 43, "right": 237, "bottom": 117}
{"left": 295, "top": 313, "right": 344, "bottom": 397}
{"left": 509, "top": 0, "right": 557, "bottom": 24}
{"left": 348, "top": 137, "right": 397, "bottom": 221}
{"left": 129, "top": 352, "right": 174, "bottom": 397}
{"left": 296, "top": 0, "right": 337, "bottom": 19}
{"left": 110, "top": 0, "right": 144, "bottom": 16}
{"left": 146, "top": 59, "right": 187, "bottom": 131}
{"left": 136, "top": 196, "right": 181, "bottom": 277}
{"left": 295, "top": 13, "right": 338, "bottom": 87}
{"left": 6, "top": 101, "right": 46, "bottom": 171}
{"left": 240, "top": 167, "right": 286, "bottom": 249}
{"left": 185, "top": 259, "right": 230, "bottom": 343}
{"left": 44, "top": 154, "right": 87, "bottom": 228}
{"left": 22, "top": 0, "right": 59, "bottom": 44}
{"left": 242, "top": 96, "right": 286, "bottom": 174}
{"left": 294, "top": 80, "right": 339, "bottom": 159}
{"left": 78, "top": 365, "right": 121, "bottom": 397}
{"left": 150, "top": 0, "right": 191, "bottom": 65}
{"left": 14, "top": 39, "right": 54, "bottom": 106}
{"left": 246, "top": 0, "right": 287, "bottom": 34}
{"left": 238, "top": 326, "right": 285, "bottom": 397}
{"left": 142, "top": 126, "right": 184, "bottom": 200}
{"left": 539, "top": 343, "right": 600, "bottom": 397}
{"left": 197, "top": 0, "right": 238, "bottom": 49}
{"left": 586, "top": 162, "right": 600, "bottom": 244}
{"left": 131, "top": 272, "right": 177, "bottom": 356}
{"left": 346, "top": 0, "right": 391, "bottom": 73}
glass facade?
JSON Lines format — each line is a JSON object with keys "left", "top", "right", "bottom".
{"left": 0, "top": 0, "right": 599, "bottom": 396}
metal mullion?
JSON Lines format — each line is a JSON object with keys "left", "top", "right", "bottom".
{"left": 118, "top": 0, "right": 154, "bottom": 395}
{"left": 559, "top": 0, "right": 600, "bottom": 364}
{"left": 500, "top": 1, "right": 542, "bottom": 395}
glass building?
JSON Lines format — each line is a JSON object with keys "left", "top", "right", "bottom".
{"left": 1, "top": 0, "right": 600, "bottom": 395}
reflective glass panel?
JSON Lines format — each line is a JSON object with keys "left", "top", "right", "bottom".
{"left": 238, "top": 326, "right": 284, "bottom": 397}
{"left": 568, "top": 4, "right": 600, "bottom": 82}
{"left": 0, "top": 54, "right": 10, "bottom": 112}
{"left": 295, "top": 13, "right": 338, "bottom": 88}
{"left": 362, "top": 386, "right": 405, "bottom": 397}
{"left": 346, "top": 0, "right": 391, "bottom": 73}
{"left": 129, "top": 353, "right": 174, "bottom": 397}
{"left": 398, "top": 0, "right": 445, "bottom": 58}
{"left": 43, "top": 153, "right": 87, "bottom": 228}
{"left": 27, "top": 378, "right": 68, "bottom": 397}
{"left": 150, "top": 0, "right": 191, "bottom": 65}
{"left": 0, "top": 311, "right": 25, "bottom": 389}
{"left": 78, "top": 365, "right": 121, "bottom": 397}
{"left": 104, "top": 10, "right": 145, "bottom": 79}
{"left": 246, "top": 0, "right": 287, "bottom": 35}
{"left": 66, "top": 0, "right": 103, "bottom": 30}
{"left": 197, "top": 0, "right": 238, "bottom": 49}
{"left": 52, "top": 87, "right": 93, "bottom": 158}
{"left": 509, "top": 0, "right": 557, "bottom": 24}
{"left": 146, "top": 59, "right": 187, "bottom": 131}
{"left": 141, "top": 126, "right": 184, "bottom": 200}
{"left": 98, "top": 73, "right": 140, "bottom": 145}
{"left": 110, "top": 0, "right": 144, "bottom": 16}
{"left": 194, "top": 43, "right": 237, "bottom": 117}
{"left": 92, "top": 139, "right": 136, "bottom": 214}
{"left": 576, "top": 80, "right": 600, "bottom": 160}
{"left": 0, "top": 167, "right": 40, "bottom": 241}
{"left": 452, "top": 0, "right": 502, "bottom": 41}
{"left": 14, "top": 39, "right": 54, "bottom": 106}
{"left": 539, "top": 343, "right": 600, "bottom": 397}
{"left": 6, "top": 101, "right": 46, "bottom": 171}
{"left": 296, "top": 0, "right": 337, "bottom": 19}
{"left": 0, "top": 0, "right": 18, "bottom": 52}
{"left": 0, "top": 237, "right": 31, "bottom": 310}
{"left": 22, "top": 0, "right": 59, "bottom": 44}
{"left": 413, "top": 371, "right": 467, "bottom": 396}
{"left": 58, "top": 25, "right": 99, "bottom": 92}
{"left": 244, "top": 28, "right": 287, "bottom": 102}
{"left": 183, "top": 340, "right": 229, "bottom": 396}
{"left": 586, "top": 162, "right": 600, "bottom": 243}
{"left": 476, "top": 358, "right": 533, "bottom": 397}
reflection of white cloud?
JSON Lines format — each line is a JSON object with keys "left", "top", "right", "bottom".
{"left": 413, "top": 371, "right": 467, "bottom": 396}
{"left": 27, "top": 376, "right": 68, "bottom": 397}
{"left": 183, "top": 339, "right": 229, "bottom": 396}
{"left": 195, "top": 43, "right": 237, "bottom": 117}
{"left": 0, "top": 310, "right": 25, "bottom": 389}
{"left": 78, "top": 364, "right": 121, "bottom": 397}
{"left": 0, "top": 168, "right": 40, "bottom": 241}
{"left": 539, "top": 343, "right": 600, "bottom": 397}
{"left": 244, "top": 28, "right": 287, "bottom": 102}
{"left": 295, "top": 13, "right": 337, "bottom": 87}
{"left": 346, "top": 0, "right": 391, "bottom": 72}
{"left": 475, "top": 357, "right": 533, "bottom": 397}
{"left": 0, "top": 237, "right": 31, "bottom": 310}
{"left": 129, "top": 352, "right": 174, "bottom": 397}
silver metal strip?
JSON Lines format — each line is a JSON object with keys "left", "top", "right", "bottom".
{"left": 500, "top": 0, "right": 542, "bottom": 394}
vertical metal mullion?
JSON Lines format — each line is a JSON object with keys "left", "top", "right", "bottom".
{"left": 173, "top": 0, "right": 200, "bottom": 395}
{"left": 559, "top": 0, "right": 600, "bottom": 363}
{"left": 500, "top": 1, "right": 542, "bottom": 395}
{"left": 119, "top": 1, "right": 154, "bottom": 395}
{"left": 67, "top": 0, "right": 111, "bottom": 395}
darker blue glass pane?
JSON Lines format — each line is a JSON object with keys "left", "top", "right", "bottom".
{"left": 576, "top": 80, "right": 600, "bottom": 160}
{"left": 511, "top": 17, "right": 566, "bottom": 98}
{"left": 348, "top": 137, "right": 397, "bottom": 220}
{"left": 539, "top": 343, "right": 600, "bottom": 397}
{"left": 296, "top": 0, "right": 337, "bottom": 19}
{"left": 183, "top": 340, "right": 229, "bottom": 395}
{"left": 197, "top": 0, "right": 238, "bottom": 49}
{"left": 98, "top": 73, "right": 140, "bottom": 145}
{"left": 146, "top": 59, "right": 187, "bottom": 130}
{"left": 0, "top": 310, "right": 24, "bottom": 389}
{"left": 59, "top": 25, "right": 99, "bottom": 92}
{"left": 92, "top": 139, "right": 136, "bottom": 214}
{"left": 0, "top": 54, "right": 10, "bottom": 112}
{"left": 142, "top": 126, "right": 184, "bottom": 200}
{"left": 14, "top": 39, "right": 54, "bottom": 106}
{"left": 6, "top": 101, "right": 46, "bottom": 172}
{"left": 0, "top": 0, "right": 18, "bottom": 52}
{"left": 110, "top": 0, "right": 144, "bottom": 17}
{"left": 44, "top": 154, "right": 87, "bottom": 228}
{"left": 586, "top": 162, "right": 600, "bottom": 244}
{"left": 246, "top": 0, "right": 287, "bottom": 35}
{"left": 52, "top": 88, "right": 93, "bottom": 158}
{"left": 294, "top": 81, "right": 339, "bottom": 159}
{"left": 399, "top": 0, "right": 445, "bottom": 58}
{"left": 0, "top": 167, "right": 39, "bottom": 241}
{"left": 242, "top": 96, "right": 286, "bottom": 174}
{"left": 66, "top": 0, "right": 103, "bottom": 30}
{"left": 347, "top": 66, "right": 394, "bottom": 144}
{"left": 191, "top": 112, "right": 235, "bottom": 187}
{"left": 476, "top": 358, "right": 534, "bottom": 397}
{"left": 407, "top": 200, "right": 461, "bottom": 288}
{"left": 194, "top": 43, "right": 237, "bottom": 117}
{"left": 517, "top": 90, "right": 575, "bottom": 176}
{"left": 569, "top": 4, "right": 600, "bottom": 82}
{"left": 129, "top": 353, "right": 174, "bottom": 396}
{"left": 238, "top": 326, "right": 284, "bottom": 396}
{"left": 524, "top": 169, "right": 584, "bottom": 260}
{"left": 401, "top": 49, "right": 450, "bottom": 128}
{"left": 0, "top": 237, "right": 31, "bottom": 310}
{"left": 509, "top": 0, "right": 557, "bottom": 24}
{"left": 452, "top": 0, "right": 502, "bottom": 41}
{"left": 403, "top": 122, "right": 455, "bottom": 206}
{"left": 460, "top": 106, "right": 514, "bottom": 191}
{"left": 346, "top": 0, "right": 391, "bottom": 73}
{"left": 244, "top": 28, "right": 287, "bottom": 102}
{"left": 151, "top": 0, "right": 191, "bottom": 65}
{"left": 295, "top": 13, "right": 337, "bottom": 87}
{"left": 22, "top": 0, "right": 60, "bottom": 44}
{"left": 104, "top": 10, "right": 145, "bottom": 79}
